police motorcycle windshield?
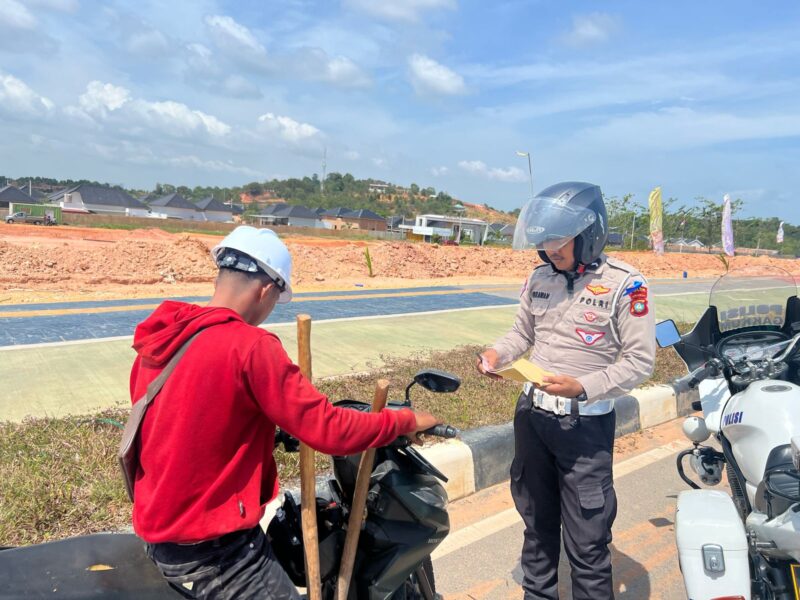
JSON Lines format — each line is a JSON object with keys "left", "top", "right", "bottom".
{"left": 709, "top": 265, "right": 798, "bottom": 333}
{"left": 512, "top": 195, "right": 597, "bottom": 251}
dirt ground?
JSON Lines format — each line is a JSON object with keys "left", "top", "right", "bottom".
{"left": 1, "top": 223, "right": 799, "bottom": 304}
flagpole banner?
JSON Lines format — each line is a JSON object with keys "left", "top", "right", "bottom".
{"left": 777, "top": 221, "right": 785, "bottom": 244}
{"left": 721, "top": 194, "right": 735, "bottom": 257}
{"left": 648, "top": 186, "right": 664, "bottom": 255}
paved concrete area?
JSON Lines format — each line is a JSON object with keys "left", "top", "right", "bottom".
{"left": 0, "top": 305, "right": 519, "bottom": 421}
{"left": 433, "top": 417, "right": 698, "bottom": 599}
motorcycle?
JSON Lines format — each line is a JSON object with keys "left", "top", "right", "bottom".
{"left": 0, "top": 369, "right": 460, "bottom": 600}
{"left": 656, "top": 266, "right": 800, "bottom": 600}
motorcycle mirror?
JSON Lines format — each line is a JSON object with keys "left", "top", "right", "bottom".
{"left": 656, "top": 319, "right": 682, "bottom": 348}
{"left": 414, "top": 369, "right": 461, "bottom": 393}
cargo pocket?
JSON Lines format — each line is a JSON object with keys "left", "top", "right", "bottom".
{"left": 577, "top": 483, "right": 605, "bottom": 511}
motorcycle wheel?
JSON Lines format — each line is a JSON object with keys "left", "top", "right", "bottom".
{"left": 391, "top": 557, "right": 438, "bottom": 600}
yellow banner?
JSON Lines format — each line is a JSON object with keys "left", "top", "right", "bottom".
{"left": 648, "top": 186, "right": 664, "bottom": 255}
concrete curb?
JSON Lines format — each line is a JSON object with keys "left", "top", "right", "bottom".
{"left": 417, "top": 384, "right": 699, "bottom": 502}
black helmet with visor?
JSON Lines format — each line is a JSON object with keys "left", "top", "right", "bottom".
{"left": 512, "top": 181, "right": 608, "bottom": 267}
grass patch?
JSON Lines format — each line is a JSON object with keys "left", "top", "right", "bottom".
{"left": 0, "top": 341, "right": 689, "bottom": 546}
{"left": 80, "top": 222, "right": 234, "bottom": 237}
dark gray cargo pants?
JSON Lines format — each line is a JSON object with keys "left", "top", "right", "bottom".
{"left": 146, "top": 526, "right": 300, "bottom": 600}
{"left": 510, "top": 392, "right": 618, "bottom": 600}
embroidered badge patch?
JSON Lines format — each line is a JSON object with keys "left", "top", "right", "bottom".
{"left": 630, "top": 287, "right": 649, "bottom": 317}
{"left": 630, "top": 286, "right": 649, "bottom": 317}
{"left": 584, "top": 311, "right": 598, "bottom": 323}
{"left": 576, "top": 328, "right": 606, "bottom": 345}
{"left": 586, "top": 284, "right": 611, "bottom": 296}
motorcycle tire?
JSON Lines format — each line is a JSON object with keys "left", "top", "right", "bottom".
{"left": 391, "top": 557, "right": 438, "bottom": 600}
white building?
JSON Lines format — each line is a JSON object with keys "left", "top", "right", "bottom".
{"left": 400, "top": 214, "right": 490, "bottom": 245}
{"left": 48, "top": 184, "right": 149, "bottom": 216}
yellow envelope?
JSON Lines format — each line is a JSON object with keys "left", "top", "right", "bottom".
{"left": 490, "top": 359, "right": 553, "bottom": 385}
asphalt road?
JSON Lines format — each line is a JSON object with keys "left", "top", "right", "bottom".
{"left": 0, "top": 279, "right": 715, "bottom": 348}
{"left": 432, "top": 418, "right": 706, "bottom": 600}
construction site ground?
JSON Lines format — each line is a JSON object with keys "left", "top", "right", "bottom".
{"left": 3, "top": 222, "right": 800, "bottom": 305}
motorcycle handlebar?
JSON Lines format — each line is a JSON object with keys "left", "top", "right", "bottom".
{"left": 422, "top": 425, "right": 460, "bottom": 439}
{"left": 672, "top": 361, "right": 719, "bottom": 393}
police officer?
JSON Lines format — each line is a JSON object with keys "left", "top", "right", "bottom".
{"left": 477, "top": 182, "right": 656, "bottom": 600}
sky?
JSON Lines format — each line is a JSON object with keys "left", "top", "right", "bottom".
{"left": 2, "top": 1, "right": 800, "bottom": 221}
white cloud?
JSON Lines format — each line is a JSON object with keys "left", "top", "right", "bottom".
{"left": 458, "top": 160, "right": 526, "bottom": 182}
{"left": 430, "top": 166, "right": 448, "bottom": 176}
{"left": 322, "top": 54, "right": 371, "bottom": 87}
{"left": 408, "top": 53, "right": 466, "bottom": 96}
{"left": 79, "top": 81, "right": 131, "bottom": 115}
{"left": 372, "top": 157, "right": 387, "bottom": 168}
{"left": 0, "top": 0, "right": 36, "bottom": 29}
{"left": 134, "top": 100, "right": 231, "bottom": 138}
{"left": 344, "top": 150, "right": 361, "bottom": 160}
{"left": 562, "top": 13, "right": 620, "bottom": 47}
{"left": 72, "top": 81, "right": 231, "bottom": 139}
{"left": 344, "top": 0, "right": 456, "bottom": 22}
{"left": 290, "top": 47, "right": 371, "bottom": 88}
{"left": 205, "top": 14, "right": 268, "bottom": 69}
{"left": 0, "top": 72, "right": 54, "bottom": 118}
{"left": 258, "top": 112, "right": 321, "bottom": 144}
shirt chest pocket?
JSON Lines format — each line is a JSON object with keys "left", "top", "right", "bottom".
{"left": 528, "top": 299, "right": 555, "bottom": 340}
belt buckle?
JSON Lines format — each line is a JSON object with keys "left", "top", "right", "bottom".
{"left": 557, "top": 397, "right": 566, "bottom": 416}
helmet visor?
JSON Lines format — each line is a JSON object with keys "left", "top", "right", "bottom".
{"left": 512, "top": 196, "right": 597, "bottom": 251}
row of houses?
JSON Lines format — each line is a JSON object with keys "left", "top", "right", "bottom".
{"left": 2, "top": 182, "right": 516, "bottom": 246}
{"left": 1, "top": 183, "right": 238, "bottom": 222}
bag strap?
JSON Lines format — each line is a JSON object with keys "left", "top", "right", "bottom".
{"left": 139, "top": 330, "right": 204, "bottom": 408}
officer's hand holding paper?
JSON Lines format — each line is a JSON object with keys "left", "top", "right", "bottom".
{"left": 486, "top": 357, "right": 553, "bottom": 386}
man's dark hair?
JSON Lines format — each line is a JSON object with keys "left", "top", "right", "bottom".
{"left": 217, "top": 267, "right": 273, "bottom": 287}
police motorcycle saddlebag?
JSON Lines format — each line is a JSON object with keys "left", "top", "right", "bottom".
{"left": 675, "top": 490, "right": 751, "bottom": 599}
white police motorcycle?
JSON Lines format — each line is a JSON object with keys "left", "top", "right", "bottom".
{"left": 657, "top": 266, "right": 800, "bottom": 600}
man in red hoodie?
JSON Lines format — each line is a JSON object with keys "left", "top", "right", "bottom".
{"left": 130, "top": 226, "right": 439, "bottom": 599}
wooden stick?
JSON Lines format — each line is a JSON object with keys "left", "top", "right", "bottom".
{"left": 336, "top": 379, "right": 390, "bottom": 600}
{"left": 297, "top": 314, "right": 322, "bottom": 600}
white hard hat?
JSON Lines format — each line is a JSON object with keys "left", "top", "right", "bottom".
{"left": 211, "top": 226, "right": 293, "bottom": 303}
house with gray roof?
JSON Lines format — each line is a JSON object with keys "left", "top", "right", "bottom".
{"left": 251, "top": 204, "right": 323, "bottom": 228}
{"left": 148, "top": 193, "right": 201, "bottom": 220}
{"left": 48, "top": 184, "right": 148, "bottom": 216}
{"left": 321, "top": 207, "right": 386, "bottom": 231}
{"left": 195, "top": 197, "right": 233, "bottom": 223}
{"left": 0, "top": 185, "right": 37, "bottom": 209}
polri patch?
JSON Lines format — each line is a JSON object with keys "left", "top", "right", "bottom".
{"left": 586, "top": 284, "right": 611, "bottom": 296}
{"left": 576, "top": 328, "right": 606, "bottom": 346}
{"left": 629, "top": 287, "right": 649, "bottom": 317}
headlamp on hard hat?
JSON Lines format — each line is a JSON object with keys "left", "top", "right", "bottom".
{"left": 216, "top": 248, "right": 286, "bottom": 292}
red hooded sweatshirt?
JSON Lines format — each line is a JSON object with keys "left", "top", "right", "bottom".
{"left": 129, "top": 301, "right": 417, "bottom": 543}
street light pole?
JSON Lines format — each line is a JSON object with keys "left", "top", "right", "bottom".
{"left": 516, "top": 151, "right": 534, "bottom": 199}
